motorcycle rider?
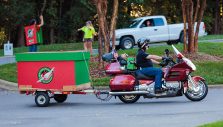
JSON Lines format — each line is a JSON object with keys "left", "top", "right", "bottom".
{"left": 136, "top": 39, "right": 166, "bottom": 94}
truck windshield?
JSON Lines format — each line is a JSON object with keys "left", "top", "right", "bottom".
{"left": 129, "top": 19, "right": 142, "bottom": 28}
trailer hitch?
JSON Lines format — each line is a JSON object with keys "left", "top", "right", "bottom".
{"left": 95, "top": 90, "right": 112, "bottom": 101}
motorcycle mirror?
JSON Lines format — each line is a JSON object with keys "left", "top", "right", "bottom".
{"left": 165, "top": 49, "right": 169, "bottom": 56}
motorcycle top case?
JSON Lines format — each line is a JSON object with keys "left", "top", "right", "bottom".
{"left": 110, "top": 75, "right": 135, "bottom": 91}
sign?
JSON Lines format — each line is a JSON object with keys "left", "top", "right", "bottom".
{"left": 4, "top": 41, "right": 13, "bottom": 56}
{"left": 24, "top": 25, "right": 37, "bottom": 46}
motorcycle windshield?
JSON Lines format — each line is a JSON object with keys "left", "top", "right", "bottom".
{"left": 171, "top": 45, "right": 196, "bottom": 71}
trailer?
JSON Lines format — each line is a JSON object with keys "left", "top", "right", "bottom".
{"left": 16, "top": 51, "right": 97, "bottom": 107}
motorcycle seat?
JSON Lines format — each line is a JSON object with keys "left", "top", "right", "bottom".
{"left": 135, "top": 70, "right": 154, "bottom": 80}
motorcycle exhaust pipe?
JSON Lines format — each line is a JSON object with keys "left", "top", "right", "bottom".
{"left": 109, "top": 91, "right": 149, "bottom": 96}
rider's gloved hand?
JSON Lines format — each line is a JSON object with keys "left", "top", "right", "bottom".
{"left": 162, "top": 56, "right": 168, "bottom": 60}
{"left": 159, "top": 61, "right": 166, "bottom": 67}
{"left": 162, "top": 56, "right": 172, "bottom": 61}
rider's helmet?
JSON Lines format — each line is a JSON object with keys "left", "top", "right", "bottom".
{"left": 137, "top": 38, "right": 150, "bottom": 50}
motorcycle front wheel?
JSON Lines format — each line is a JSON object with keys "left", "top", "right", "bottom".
{"left": 185, "top": 80, "right": 208, "bottom": 101}
{"left": 118, "top": 95, "right": 140, "bottom": 103}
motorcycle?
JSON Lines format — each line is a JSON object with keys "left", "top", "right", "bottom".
{"left": 101, "top": 45, "right": 208, "bottom": 103}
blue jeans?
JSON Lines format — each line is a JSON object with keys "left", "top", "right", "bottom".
{"left": 29, "top": 44, "right": 37, "bottom": 52}
{"left": 140, "top": 67, "right": 163, "bottom": 89}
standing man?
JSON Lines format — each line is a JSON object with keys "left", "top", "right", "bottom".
{"left": 28, "top": 15, "right": 44, "bottom": 52}
{"left": 78, "top": 21, "right": 97, "bottom": 55}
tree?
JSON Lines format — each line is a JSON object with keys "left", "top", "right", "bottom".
{"left": 110, "top": 0, "right": 119, "bottom": 49}
{"left": 0, "top": 0, "right": 35, "bottom": 46}
{"left": 181, "top": 0, "right": 207, "bottom": 53}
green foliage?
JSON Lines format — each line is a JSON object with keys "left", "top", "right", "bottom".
{"left": 0, "top": 29, "right": 6, "bottom": 47}
{"left": 0, "top": 0, "right": 35, "bottom": 28}
{"left": 0, "top": 0, "right": 221, "bottom": 47}
{"left": 199, "top": 121, "right": 223, "bottom": 127}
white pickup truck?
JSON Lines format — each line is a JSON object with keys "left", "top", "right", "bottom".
{"left": 115, "top": 15, "right": 206, "bottom": 49}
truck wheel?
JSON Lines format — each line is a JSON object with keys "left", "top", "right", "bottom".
{"left": 35, "top": 92, "right": 50, "bottom": 107}
{"left": 180, "top": 33, "right": 184, "bottom": 43}
{"left": 120, "top": 37, "right": 134, "bottom": 50}
{"left": 118, "top": 95, "right": 140, "bottom": 103}
{"left": 54, "top": 94, "right": 68, "bottom": 103}
{"left": 180, "top": 32, "right": 188, "bottom": 43}
{"left": 167, "top": 40, "right": 178, "bottom": 45}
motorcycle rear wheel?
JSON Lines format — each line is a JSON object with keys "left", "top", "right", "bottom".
{"left": 185, "top": 80, "right": 208, "bottom": 101}
{"left": 118, "top": 95, "right": 140, "bottom": 103}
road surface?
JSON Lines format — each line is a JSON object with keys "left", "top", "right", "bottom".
{"left": 0, "top": 88, "right": 223, "bottom": 127}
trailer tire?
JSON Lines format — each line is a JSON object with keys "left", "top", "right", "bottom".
{"left": 54, "top": 94, "right": 67, "bottom": 103}
{"left": 35, "top": 92, "right": 50, "bottom": 107}
{"left": 118, "top": 95, "right": 140, "bottom": 104}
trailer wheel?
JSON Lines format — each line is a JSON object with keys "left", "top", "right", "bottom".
{"left": 35, "top": 92, "right": 50, "bottom": 107}
{"left": 54, "top": 94, "right": 68, "bottom": 103}
{"left": 118, "top": 95, "right": 140, "bottom": 104}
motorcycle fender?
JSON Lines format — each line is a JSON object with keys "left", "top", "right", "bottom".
{"left": 192, "top": 76, "right": 205, "bottom": 82}
{"left": 183, "top": 76, "right": 205, "bottom": 93}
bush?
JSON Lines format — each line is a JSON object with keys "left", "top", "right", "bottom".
{"left": 0, "top": 30, "right": 6, "bottom": 48}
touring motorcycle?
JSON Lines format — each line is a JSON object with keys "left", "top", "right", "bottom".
{"left": 101, "top": 45, "right": 208, "bottom": 103}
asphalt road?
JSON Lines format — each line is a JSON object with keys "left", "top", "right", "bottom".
{"left": 0, "top": 88, "right": 223, "bottom": 127}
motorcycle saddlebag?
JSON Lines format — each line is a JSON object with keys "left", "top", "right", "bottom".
{"left": 110, "top": 75, "right": 135, "bottom": 91}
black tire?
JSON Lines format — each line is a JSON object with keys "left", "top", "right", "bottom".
{"left": 180, "top": 32, "right": 184, "bottom": 43}
{"left": 54, "top": 94, "right": 68, "bottom": 103}
{"left": 120, "top": 37, "right": 134, "bottom": 50}
{"left": 115, "top": 45, "right": 121, "bottom": 50}
{"left": 185, "top": 80, "right": 208, "bottom": 101}
{"left": 180, "top": 32, "right": 188, "bottom": 43}
{"left": 167, "top": 40, "right": 178, "bottom": 45}
{"left": 35, "top": 92, "right": 50, "bottom": 107}
{"left": 118, "top": 95, "right": 140, "bottom": 104}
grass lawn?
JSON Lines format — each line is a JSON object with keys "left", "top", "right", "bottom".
{"left": 1, "top": 61, "right": 222, "bottom": 85}
{"left": 194, "top": 62, "right": 223, "bottom": 84}
{"left": 198, "top": 42, "right": 223, "bottom": 57}
{"left": 0, "top": 42, "right": 98, "bottom": 57}
{"left": 0, "top": 63, "right": 111, "bottom": 86}
{"left": 199, "top": 34, "right": 223, "bottom": 40}
{"left": 118, "top": 42, "right": 223, "bottom": 57}
{"left": 199, "top": 121, "right": 223, "bottom": 127}
{"left": 0, "top": 42, "right": 222, "bottom": 86}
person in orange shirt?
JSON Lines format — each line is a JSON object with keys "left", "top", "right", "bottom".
{"left": 29, "top": 15, "right": 44, "bottom": 52}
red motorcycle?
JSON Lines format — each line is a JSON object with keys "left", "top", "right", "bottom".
{"left": 102, "top": 45, "right": 208, "bottom": 103}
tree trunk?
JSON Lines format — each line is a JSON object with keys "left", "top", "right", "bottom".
{"left": 98, "top": 30, "right": 103, "bottom": 68}
{"left": 182, "top": 0, "right": 187, "bottom": 53}
{"left": 110, "top": 0, "right": 119, "bottom": 49}
{"left": 214, "top": 0, "right": 220, "bottom": 34}
{"left": 194, "top": 0, "right": 207, "bottom": 52}
{"left": 96, "top": 0, "right": 110, "bottom": 53}
{"left": 50, "top": 28, "right": 55, "bottom": 44}
{"left": 193, "top": 0, "right": 200, "bottom": 23}
{"left": 17, "top": 24, "right": 25, "bottom": 47}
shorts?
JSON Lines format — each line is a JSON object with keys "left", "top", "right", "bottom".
{"left": 83, "top": 38, "right": 93, "bottom": 42}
